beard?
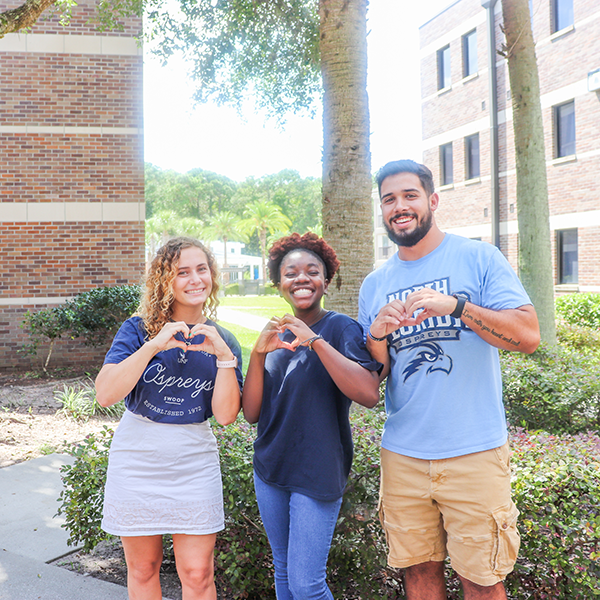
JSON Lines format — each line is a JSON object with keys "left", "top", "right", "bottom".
{"left": 384, "top": 209, "right": 433, "bottom": 247}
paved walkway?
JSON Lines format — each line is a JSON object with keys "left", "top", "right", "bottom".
{"left": 0, "top": 454, "right": 131, "bottom": 600}
{"left": 216, "top": 307, "right": 269, "bottom": 331}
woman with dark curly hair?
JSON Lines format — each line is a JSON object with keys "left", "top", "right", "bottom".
{"left": 95, "top": 237, "right": 242, "bottom": 600}
{"left": 242, "top": 232, "right": 381, "bottom": 600}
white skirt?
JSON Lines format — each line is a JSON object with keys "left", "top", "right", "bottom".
{"left": 102, "top": 410, "right": 224, "bottom": 536}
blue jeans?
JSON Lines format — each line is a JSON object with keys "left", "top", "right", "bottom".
{"left": 254, "top": 473, "right": 343, "bottom": 600}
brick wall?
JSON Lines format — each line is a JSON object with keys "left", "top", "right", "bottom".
{"left": 420, "top": 0, "right": 600, "bottom": 292}
{"left": 0, "top": 0, "right": 145, "bottom": 371}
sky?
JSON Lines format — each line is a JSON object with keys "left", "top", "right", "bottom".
{"left": 142, "top": 1, "right": 452, "bottom": 182}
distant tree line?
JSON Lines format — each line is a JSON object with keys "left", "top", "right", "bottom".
{"left": 145, "top": 163, "right": 322, "bottom": 278}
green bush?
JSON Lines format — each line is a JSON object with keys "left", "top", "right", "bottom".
{"left": 21, "top": 285, "right": 141, "bottom": 369}
{"left": 57, "top": 427, "right": 115, "bottom": 552}
{"left": 213, "top": 420, "right": 275, "bottom": 599}
{"left": 63, "top": 285, "right": 141, "bottom": 347}
{"left": 555, "top": 292, "right": 600, "bottom": 329}
{"left": 57, "top": 408, "right": 600, "bottom": 598}
{"left": 224, "top": 283, "right": 242, "bottom": 296}
{"left": 506, "top": 429, "right": 600, "bottom": 599}
{"left": 557, "top": 320, "right": 600, "bottom": 352}
{"left": 501, "top": 343, "right": 600, "bottom": 434}
{"left": 259, "top": 284, "right": 279, "bottom": 296}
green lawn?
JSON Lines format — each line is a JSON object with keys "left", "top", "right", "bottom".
{"left": 219, "top": 295, "right": 289, "bottom": 319}
{"left": 218, "top": 321, "right": 257, "bottom": 375}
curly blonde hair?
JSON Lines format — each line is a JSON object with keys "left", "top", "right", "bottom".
{"left": 138, "top": 237, "right": 220, "bottom": 339}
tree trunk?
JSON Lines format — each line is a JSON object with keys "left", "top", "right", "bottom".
{"left": 259, "top": 228, "right": 267, "bottom": 282}
{"left": 320, "top": 0, "right": 372, "bottom": 319}
{"left": 501, "top": 0, "right": 557, "bottom": 344}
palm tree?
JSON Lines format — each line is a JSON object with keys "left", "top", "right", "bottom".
{"left": 205, "top": 211, "right": 242, "bottom": 268}
{"left": 239, "top": 201, "right": 292, "bottom": 282}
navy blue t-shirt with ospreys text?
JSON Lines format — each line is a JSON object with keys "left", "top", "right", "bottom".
{"left": 104, "top": 316, "right": 243, "bottom": 424}
{"left": 253, "top": 311, "right": 381, "bottom": 501}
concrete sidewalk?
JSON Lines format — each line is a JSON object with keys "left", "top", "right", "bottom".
{"left": 216, "top": 307, "right": 269, "bottom": 331}
{"left": 0, "top": 454, "right": 130, "bottom": 600}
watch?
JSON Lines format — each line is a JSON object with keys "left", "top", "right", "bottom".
{"left": 450, "top": 294, "right": 467, "bottom": 319}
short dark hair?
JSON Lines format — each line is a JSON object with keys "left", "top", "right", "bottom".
{"left": 267, "top": 232, "right": 340, "bottom": 286}
{"left": 376, "top": 160, "right": 435, "bottom": 198}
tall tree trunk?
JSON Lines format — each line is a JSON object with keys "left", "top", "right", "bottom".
{"left": 259, "top": 228, "right": 267, "bottom": 282}
{"left": 320, "top": 0, "right": 372, "bottom": 318}
{"left": 501, "top": 0, "right": 557, "bottom": 344}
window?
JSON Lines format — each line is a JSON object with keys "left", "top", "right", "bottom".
{"left": 440, "top": 143, "right": 453, "bottom": 186}
{"left": 465, "top": 134, "right": 480, "bottom": 179}
{"left": 554, "top": 100, "right": 576, "bottom": 157}
{"left": 462, "top": 30, "right": 478, "bottom": 77}
{"left": 379, "top": 235, "right": 393, "bottom": 259}
{"left": 553, "top": 0, "right": 573, "bottom": 32}
{"left": 437, "top": 45, "right": 451, "bottom": 90}
{"left": 556, "top": 229, "right": 578, "bottom": 284}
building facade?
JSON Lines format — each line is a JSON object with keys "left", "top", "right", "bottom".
{"left": 0, "top": 0, "right": 145, "bottom": 370}
{"left": 419, "top": 0, "right": 600, "bottom": 292}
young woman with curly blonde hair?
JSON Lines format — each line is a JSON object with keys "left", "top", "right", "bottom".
{"left": 96, "top": 237, "right": 242, "bottom": 600}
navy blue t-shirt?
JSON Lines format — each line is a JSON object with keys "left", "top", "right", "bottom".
{"left": 253, "top": 311, "right": 381, "bottom": 501}
{"left": 104, "top": 316, "right": 243, "bottom": 424}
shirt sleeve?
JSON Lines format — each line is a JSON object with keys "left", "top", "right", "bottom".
{"left": 480, "top": 247, "right": 532, "bottom": 311}
{"left": 334, "top": 317, "right": 382, "bottom": 373}
{"left": 103, "top": 318, "right": 145, "bottom": 365}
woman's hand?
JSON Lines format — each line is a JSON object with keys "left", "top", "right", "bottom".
{"left": 253, "top": 317, "right": 299, "bottom": 355}
{"left": 184, "top": 322, "right": 235, "bottom": 361}
{"left": 277, "top": 314, "right": 317, "bottom": 348}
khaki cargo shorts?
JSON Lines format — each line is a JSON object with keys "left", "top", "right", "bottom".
{"left": 379, "top": 442, "right": 520, "bottom": 587}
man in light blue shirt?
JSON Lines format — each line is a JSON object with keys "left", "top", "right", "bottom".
{"left": 359, "top": 160, "right": 540, "bottom": 600}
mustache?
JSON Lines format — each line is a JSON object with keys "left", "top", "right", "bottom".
{"left": 389, "top": 211, "right": 418, "bottom": 224}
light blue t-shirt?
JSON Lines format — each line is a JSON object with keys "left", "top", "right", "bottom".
{"left": 358, "top": 233, "right": 532, "bottom": 460}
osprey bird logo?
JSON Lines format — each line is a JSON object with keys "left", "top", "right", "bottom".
{"left": 403, "top": 342, "right": 453, "bottom": 382}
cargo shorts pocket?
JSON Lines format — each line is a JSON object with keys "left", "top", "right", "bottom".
{"left": 491, "top": 503, "right": 520, "bottom": 578}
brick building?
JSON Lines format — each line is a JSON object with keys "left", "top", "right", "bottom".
{"left": 0, "top": 0, "right": 145, "bottom": 370}
{"left": 414, "top": 0, "right": 600, "bottom": 291}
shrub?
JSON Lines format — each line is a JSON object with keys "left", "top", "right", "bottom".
{"left": 56, "top": 409, "right": 600, "bottom": 598}
{"left": 556, "top": 320, "right": 600, "bottom": 352}
{"left": 63, "top": 285, "right": 141, "bottom": 347}
{"left": 213, "top": 420, "right": 275, "bottom": 599}
{"left": 57, "top": 427, "right": 116, "bottom": 552}
{"left": 506, "top": 429, "right": 600, "bottom": 599}
{"left": 555, "top": 293, "right": 600, "bottom": 330}
{"left": 501, "top": 343, "right": 600, "bottom": 434}
{"left": 224, "top": 283, "right": 242, "bottom": 296}
{"left": 329, "top": 406, "right": 402, "bottom": 599}
{"left": 21, "top": 285, "right": 140, "bottom": 370}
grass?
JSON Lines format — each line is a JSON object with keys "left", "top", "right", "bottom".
{"left": 217, "top": 322, "right": 258, "bottom": 375}
{"left": 217, "top": 296, "right": 292, "bottom": 374}
{"left": 219, "top": 295, "right": 289, "bottom": 319}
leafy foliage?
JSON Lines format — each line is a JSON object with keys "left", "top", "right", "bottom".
{"left": 506, "top": 429, "right": 600, "bottom": 599}
{"left": 57, "top": 427, "right": 116, "bottom": 552}
{"left": 21, "top": 285, "right": 141, "bottom": 368}
{"left": 213, "top": 420, "right": 275, "bottom": 599}
{"left": 501, "top": 343, "right": 600, "bottom": 434}
{"left": 145, "top": 0, "right": 321, "bottom": 119}
{"left": 56, "top": 407, "right": 600, "bottom": 597}
{"left": 555, "top": 293, "right": 600, "bottom": 330}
